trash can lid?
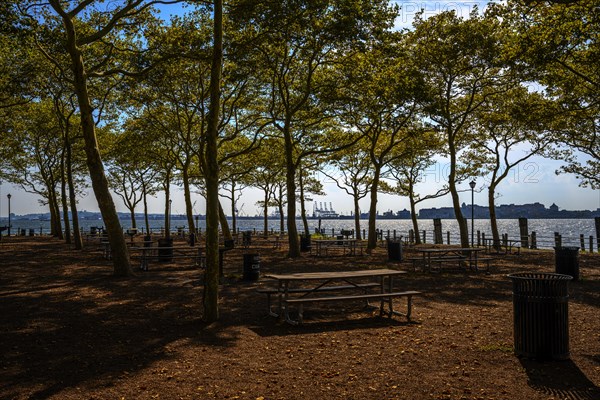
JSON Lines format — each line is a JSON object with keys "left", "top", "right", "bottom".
{"left": 507, "top": 272, "right": 573, "bottom": 281}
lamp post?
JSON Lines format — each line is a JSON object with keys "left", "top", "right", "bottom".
{"left": 7, "top": 193, "right": 11, "bottom": 237}
{"left": 168, "top": 199, "right": 172, "bottom": 237}
{"left": 469, "top": 181, "right": 476, "bottom": 247}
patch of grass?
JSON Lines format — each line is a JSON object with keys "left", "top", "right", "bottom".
{"left": 479, "top": 342, "right": 513, "bottom": 353}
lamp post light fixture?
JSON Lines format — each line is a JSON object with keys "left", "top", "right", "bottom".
{"left": 7, "top": 193, "right": 11, "bottom": 237}
{"left": 469, "top": 181, "right": 476, "bottom": 247}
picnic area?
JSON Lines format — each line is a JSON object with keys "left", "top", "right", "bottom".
{"left": 1, "top": 235, "right": 599, "bottom": 400}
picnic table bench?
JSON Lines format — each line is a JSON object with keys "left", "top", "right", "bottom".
{"left": 262, "top": 269, "right": 421, "bottom": 324}
{"left": 286, "top": 291, "right": 421, "bottom": 324}
{"left": 257, "top": 282, "right": 381, "bottom": 316}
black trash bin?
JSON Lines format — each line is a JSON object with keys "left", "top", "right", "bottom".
{"left": 158, "top": 237, "right": 174, "bottom": 262}
{"left": 300, "top": 234, "right": 311, "bottom": 252}
{"left": 554, "top": 246, "right": 580, "bottom": 281}
{"left": 508, "top": 272, "right": 572, "bottom": 360}
{"left": 242, "top": 231, "right": 252, "bottom": 247}
{"left": 243, "top": 253, "right": 260, "bottom": 281}
{"left": 387, "top": 239, "right": 402, "bottom": 262}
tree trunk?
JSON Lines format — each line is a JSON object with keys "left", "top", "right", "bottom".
{"left": 60, "top": 151, "right": 71, "bottom": 244}
{"left": 202, "top": 0, "right": 223, "bottom": 323}
{"left": 50, "top": 187, "right": 64, "bottom": 239}
{"left": 299, "top": 171, "right": 309, "bottom": 235}
{"left": 61, "top": 177, "right": 71, "bottom": 243}
{"left": 263, "top": 190, "right": 269, "bottom": 238}
{"left": 142, "top": 182, "right": 150, "bottom": 234}
{"left": 409, "top": 186, "right": 421, "bottom": 245}
{"left": 278, "top": 187, "right": 284, "bottom": 234}
{"left": 448, "top": 145, "right": 469, "bottom": 248}
{"left": 48, "top": 189, "right": 59, "bottom": 237}
{"left": 66, "top": 137, "right": 82, "bottom": 249}
{"left": 129, "top": 208, "right": 137, "bottom": 229}
{"left": 366, "top": 167, "right": 381, "bottom": 252}
{"left": 164, "top": 171, "right": 171, "bottom": 238}
{"left": 182, "top": 167, "right": 195, "bottom": 233}
{"left": 353, "top": 195, "right": 361, "bottom": 240}
{"left": 218, "top": 201, "right": 232, "bottom": 242}
{"left": 283, "top": 125, "right": 300, "bottom": 257}
{"left": 60, "top": 10, "right": 131, "bottom": 276}
{"left": 230, "top": 180, "right": 237, "bottom": 234}
{"left": 489, "top": 183, "right": 501, "bottom": 250}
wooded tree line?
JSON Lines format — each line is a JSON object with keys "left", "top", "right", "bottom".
{"left": 0, "top": 0, "right": 597, "bottom": 321}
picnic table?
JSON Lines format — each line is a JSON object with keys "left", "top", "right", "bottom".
{"left": 410, "top": 247, "right": 489, "bottom": 272}
{"left": 130, "top": 245, "right": 205, "bottom": 271}
{"left": 482, "top": 238, "right": 521, "bottom": 255}
{"left": 261, "top": 269, "right": 420, "bottom": 324}
{"left": 312, "top": 238, "right": 362, "bottom": 256}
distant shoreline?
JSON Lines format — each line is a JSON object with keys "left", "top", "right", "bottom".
{"left": 5, "top": 202, "right": 600, "bottom": 222}
{"left": 6, "top": 214, "right": 600, "bottom": 222}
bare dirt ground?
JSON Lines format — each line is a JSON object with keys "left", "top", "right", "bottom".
{"left": 0, "top": 235, "right": 599, "bottom": 400}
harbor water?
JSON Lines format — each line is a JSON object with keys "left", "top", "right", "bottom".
{"left": 3, "top": 217, "right": 599, "bottom": 250}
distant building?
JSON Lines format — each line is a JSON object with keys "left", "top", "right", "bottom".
{"left": 418, "top": 202, "right": 600, "bottom": 219}
{"left": 312, "top": 201, "right": 339, "bottom": 218}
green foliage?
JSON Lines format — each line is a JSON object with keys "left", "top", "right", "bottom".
{"left": 493, "top": 0, "right": 600, "bottom": 188}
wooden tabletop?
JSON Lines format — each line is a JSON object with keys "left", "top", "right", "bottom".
{"left": 264, "top": 269, "right": 407, "bottom": 281}
{"left": 417, "top": 247, "right": 483, "bottom": 253}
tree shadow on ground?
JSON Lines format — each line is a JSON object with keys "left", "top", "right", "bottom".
{"left": 0, "top": 265, "right": 241, "bottom": 400}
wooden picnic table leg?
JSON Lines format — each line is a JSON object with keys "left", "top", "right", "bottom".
{"left": 386, "top": 275, "right": 395, "bottom": 317}
{"left": 277, "top": 280, "right": 285, "bottom": 321}
{"left": 141, "top": 249, "right": 148, "bottom": 271}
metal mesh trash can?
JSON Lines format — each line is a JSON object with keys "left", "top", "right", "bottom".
{"left": 508, "top": 273, "right": 572, "bottom": 360}
{"left": 243, "top": 253, "right": 260, "bottom": 281}
{"left": 554, "top": 246, "right": 580, "bottom": 281}
{"left": 387, "top": 239, "right": 402, "bottom": 262}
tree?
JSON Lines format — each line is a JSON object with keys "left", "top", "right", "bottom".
{"left": 52, "top": 88, "right": 87, "bottom": 249}
{"left": 409, "top": 10, "right": 509, "bottom": 248}
{"left": 335, "top": 34, "right": 422, "bottom": 252}
{"left": 296, "top": 161, "right": 324, "bottom": 236}
{"left": 1, "top": 100, "right": 65, "bottom": 237}
{"left": 21, "top": 1, "right": 178, "bottom": 276}
{"left": 0, "top": 3, "right": 39, "bottom": 109}
{"left": 387, "top": 127, "right": 447, "bottom": 244}
{"left": 321, "top": 141, "right": 373, "bottom": 240}
{"left": 493, "top": 0, "right": 599, "bottom": 186}
{"left": 202, "top": 0, "right": 223, "bottom": 322}
{"left": 230, "top": 0, "right": 397, "bottom": 257}
{"left": 246, "top": 138, "right": 286, "bottom": 237}
{"left": 465, "top": 86, "right": 555, "bottom": 248}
